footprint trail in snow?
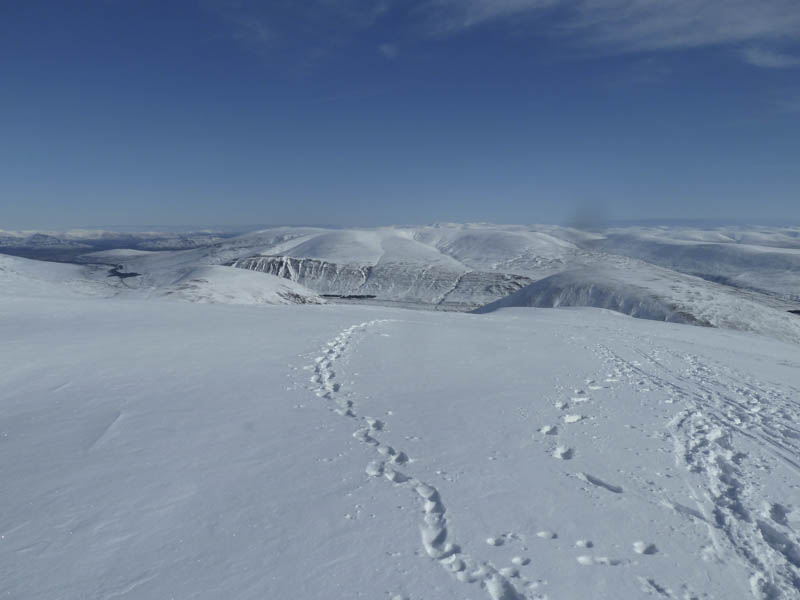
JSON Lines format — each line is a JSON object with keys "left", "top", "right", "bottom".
{"left": 594, "top": 341, "right": 800, "bottom": 599}
{"left": 307, "top": 320, "right": 534, "bottom": 600}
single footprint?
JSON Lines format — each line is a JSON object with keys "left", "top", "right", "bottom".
{"left": 486, "top": 536, "right": 505, "bottom": 547}
{"left": 539, "top": 425, "right": 558, "bottom": 435}
{"left": 415, "top": 484, "right": 437, "bottom": 500}
{"left": 365, "top": 417, "right": 383, "bottom": 430}
{"left": 553, "top": 445, "right": 574, "bottom": 460}
{"left": 564, "top": 414, "right": 585, "bottom": 424}
{"left": 537, "top": 531, "right": 557, "bottom": 539}
{"left": 365, "top": 461, "right": 384, "bottom": 477}
{"left": 377, "top": 444, "right": 396, "bottom": 457}
{"left": 384, "top": 469, "right": 409, "bottom": 484}
{"left": 633, "top": 541, "right": 658, "bottom": 555}
{"left": 767, "top": 503, "right": 790, "bottom": 526}
{"left": 392, "top": 451, "right": 409, "bottom": 465}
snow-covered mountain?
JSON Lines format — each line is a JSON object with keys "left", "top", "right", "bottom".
{"left": 0, "top": 253, "right": 113, "bottom": 298}
{"left": 475, "top": 262, "right": 800, "bottom": 346}
{"left": 2, "top": 223, "right": 799, "bottom": 339}
{"left": 0, "top": 253, "right": 321, "bottom": 307}
{"left": 577, "top": 227, "right": 800, "bottom": 301}
{"left": 228, "top": 227, "right": 546, "bottom": 307}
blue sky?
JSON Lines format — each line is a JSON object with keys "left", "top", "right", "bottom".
{"left": 2, "top": 0, "right": 799, "bottom": 228}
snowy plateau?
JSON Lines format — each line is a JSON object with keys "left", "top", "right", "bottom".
{"left": 2, "top": 223, "right": 800, "bottom": 600}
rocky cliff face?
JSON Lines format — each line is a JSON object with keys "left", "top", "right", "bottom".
{"left": 231, "top": 256, "right": 371, "bottom": 295}
{"left": 231, "top": 255, "right": 532, "bottom": 309}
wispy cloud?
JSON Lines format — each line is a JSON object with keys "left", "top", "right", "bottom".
{"left": 379, "top": 43, "right": 399, "bottom": 59}
{"left": 227, "top": 13, "right": 272, "bottom": 56}
{"left": 420, "top": 0, "right": 557, "bottom": 33}
{"left": 204, "top": 0, "right": 393, "bottom": 61}
{"left": 433, "top": 1, "right": 800, "bottom": 56}
{"left": 742, "top": 47, "right": 800, "bottom": 69}
{"left": 776, "top": 96, "right": 800, "bottom": 114}
{"left": 205, "top": 0, "right": 800, "bottom": 68}
{"left": 565, "top": 1, "right": 800, "bottom": 53}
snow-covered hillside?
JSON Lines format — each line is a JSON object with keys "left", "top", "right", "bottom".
{"left": 0, "top": 253, "right": 113, "bottom": 298}
{"left": 3, "top": 289, "right": 800, "bottom": 599}
{"left": 3, "top": 222, "right": 799, "bottom": 341}
{"left": 475, "top": 268, "right": 700, "bottom": 323}
{"left": 229, "top": 227, "right": 542, "bottom": 307}
{"left": 0, "top": 253, "right": 321, "bottom": 307}
{"left": 578, "top": 227, "right": 800, "bottom": 301}
{"left": 475, "top": 263, "right": 800, "bottom": 346}
{"left": 159, "top": 266, "right": 323, "bottom": 305}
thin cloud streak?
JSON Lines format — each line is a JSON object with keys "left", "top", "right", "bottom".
{"left": 432, "top": 0, "right": 800, "bottom": 56}
{"left": 419, "top": 0, "right": 557, "bottom": 34}
{"left": 565, "top": 0, "right": 800, "bottom": 51}
{"left": 205, "top": 0, "right": 800, "bottom": 68}
{"left": 776, "top": 96, "right": 800, "bottom": 114}
{"left": 742, "top": 47, "right": 800, "bottom": 69}
{"left": 203, "top": 0, "right": 393, "bottom": 60}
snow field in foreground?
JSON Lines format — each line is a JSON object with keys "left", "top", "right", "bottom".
{"left": 2, "top": 297, "right": 800, "bottom": 599}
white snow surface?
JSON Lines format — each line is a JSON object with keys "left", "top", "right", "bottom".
{"left": 158, "top": 266, "right": 323, "bottom": 305}
{"left": 0, "top": 253, "right": 112, "bottom": 298}
{"left": 3, "top": 282, "right": 800, "bottom": 599}
{"left": 0, "top": 253, "right": 321, "bottom": 306}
